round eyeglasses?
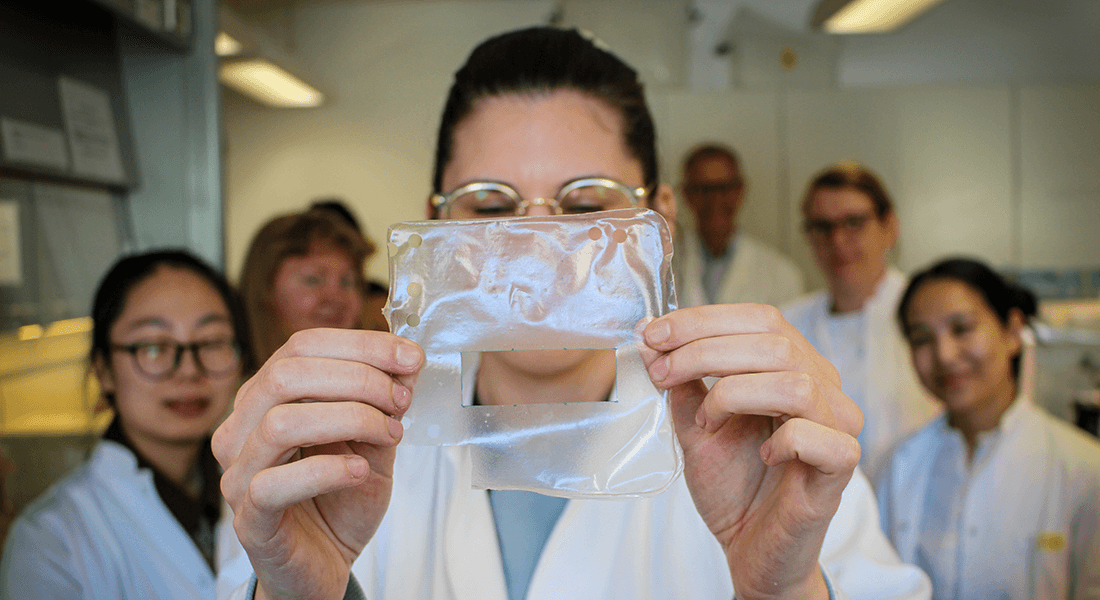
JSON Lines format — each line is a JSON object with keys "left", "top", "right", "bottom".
{"left": 430, "top": 178, "right": 648, "bottom": 219}
{"left": 112, "top": 338, "right": 241, "bottom": 381}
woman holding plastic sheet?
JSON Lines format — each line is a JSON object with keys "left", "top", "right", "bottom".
{"left": 879, "top": 258, "right": 1100, "bottom": 599}
{"left": 213, "top": 28, "right": 930, "bottom": 600}
{"left": 1, "top": 251, "right": 252, "bottom": 599}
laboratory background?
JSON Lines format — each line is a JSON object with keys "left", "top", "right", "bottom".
{"left": 1, "top": 0, "right": 1099, "bottom": 537}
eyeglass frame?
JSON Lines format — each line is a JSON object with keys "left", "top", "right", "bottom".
{"left": 429, "top": 177, "right": 649, "bottom": 218}
{"left": 803, "top": 212, "right": 879, "bottom": 240}
{"left": 110, "top": 339, "right": 241, "bottom": 381}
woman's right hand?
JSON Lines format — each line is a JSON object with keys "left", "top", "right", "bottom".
{"left": 212, "top": 329, "right": 423, "bottom": 600}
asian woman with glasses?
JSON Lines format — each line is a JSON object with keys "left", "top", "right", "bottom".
{"left": 214, "top": 28, "right": 930, "bottom": 600}
{"left": 1, "top": 250, "right": 254, "bottom": 599}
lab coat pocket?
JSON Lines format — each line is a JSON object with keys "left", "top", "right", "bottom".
{"left": 1029, "top": 531, "right": 1069, "bottom": 600}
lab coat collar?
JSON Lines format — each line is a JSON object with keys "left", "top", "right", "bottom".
{"left": 87, "top": 439, "right": 218, "bottom": 583}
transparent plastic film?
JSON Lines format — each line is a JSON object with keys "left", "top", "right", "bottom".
{"left": 385, "top": 208, "right": 682, "bottom": 498}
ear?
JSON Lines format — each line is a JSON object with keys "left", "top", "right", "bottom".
{"left": 93, "top": 351, "right": 116, "bottom": 397}
{"left": 648, "top": 183, "right": 678, "bottom": 238}
{"left": 1005, "top": 308, "right": 1026, "bottom": 357}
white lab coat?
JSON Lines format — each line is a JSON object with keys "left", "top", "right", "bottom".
{"left": 219, "top": 443, "right": 932, "bottom": 600}
{"left": 0, "top": 440, "right": 237, "bottom": 600}
{"left": 782, "top": 268, "right": 941, "bottom": 479}
{"left": 676, "top": 230, "right": 804, "bottom": 308}
{"left": 877, "top": 396, "right": 1100, "bottom": 600}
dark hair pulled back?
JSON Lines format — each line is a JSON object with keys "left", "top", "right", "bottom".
{"left": 432, "top": 27, "right": 659, "bottom": 198}
{"left": 90, "top": 250, "right": 255, "bottom": 406}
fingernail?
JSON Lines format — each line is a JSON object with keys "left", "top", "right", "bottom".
{"left": 650, "top": 355, "right": 670, "bottom": 382}
{"left": 345, "top": 455, "right": 368, "bottom": 479}
{"left": 695, "top": 407, "right": 706, "bottom": 430}
{"left": 395, "top": 342, "right": 420, "bottom": 368}
{"left": 647, "top": 319, "right": 671, "bottom": 344}
{"left": 388, "top": 417, "right": 404, "bottom": 441}
{"left": 393, "top": 384, "right": 410, "bottom": 410}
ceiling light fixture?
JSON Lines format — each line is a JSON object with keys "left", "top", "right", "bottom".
{"left": 811, "top": 0, "right": 949, "bottom": 33}
{"left": 219, "top": 60, "right": 324, "bottom": 108}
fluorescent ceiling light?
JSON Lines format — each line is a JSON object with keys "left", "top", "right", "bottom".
{"left": 813, "top": 0, "right": 949, "bottom": 33}
{"left": 219, "top": 60, "right": 324, "bottom": 108}
{"left": 216, "top": 31, "right": 243, "bottom": 56}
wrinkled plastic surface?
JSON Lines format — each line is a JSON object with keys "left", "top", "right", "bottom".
{"left": 385, "top": 208, "right": 682, "bottom": 498}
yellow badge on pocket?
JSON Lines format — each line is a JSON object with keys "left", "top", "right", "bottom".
{"left": 1036, "top": 531, "right": 1067, "bottom": 552}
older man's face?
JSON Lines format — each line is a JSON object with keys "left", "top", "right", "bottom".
{"left": 683, "top": 155, "right": 744, "bottom": 257}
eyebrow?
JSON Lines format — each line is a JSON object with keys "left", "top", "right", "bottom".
{"left": 125, "top": 317, "right": 169, "bottom": 332}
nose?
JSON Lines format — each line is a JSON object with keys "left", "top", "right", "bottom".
{"left": 826, "top": 225, "right": 849, "bottom": 246}
{"left": 933, "top": 335, "right": 959, "bottom": 365}
{"left": 522, "top": 205, "right": 556, "bottom": 217}
{"left": 319, "top": 278, "right": 348, "bottom": 301}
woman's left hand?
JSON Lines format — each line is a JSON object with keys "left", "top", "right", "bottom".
{"left": 638, "top": 303, "right": 863, "bottom": 600}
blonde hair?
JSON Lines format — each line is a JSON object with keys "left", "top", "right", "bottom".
{"left": 238, "top": 208, "right": 373, "bottom": 364}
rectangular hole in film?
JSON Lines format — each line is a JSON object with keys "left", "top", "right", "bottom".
{"left": 460, "top": 349, "right": 617, "bottom": 407}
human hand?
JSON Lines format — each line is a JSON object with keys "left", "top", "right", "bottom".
{"left": 212, "top": 329, "right": 423, "bottom": 600}
{"left": 639, "top": 304, "right": 862, "bottom": 600}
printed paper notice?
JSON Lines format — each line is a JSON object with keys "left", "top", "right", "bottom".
{"left": 0, "top": 201, "right": 21, "bottom": 286}
{"left": 58, "top": 77, "right": 126, "bottom": 183}
{"left": 0, "top": 118, "right": 70, "bottom": 171}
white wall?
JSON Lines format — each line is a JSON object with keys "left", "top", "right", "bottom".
{"left": 224, "top": 0, "right": 1100, "bottom": 292}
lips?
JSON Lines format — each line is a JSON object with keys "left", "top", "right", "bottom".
{"left": 312, "top": 311, "right": 353, "bottom": 328}
{"left": 164, "top": 397, "right": 212, "bottom": 418}
{"left": 939, "top": 373, "right": 970, "bottom": 390}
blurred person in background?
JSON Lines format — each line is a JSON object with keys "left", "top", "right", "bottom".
{"left": 239, "top": 207, "right": 371, "bottom": 365}
{"left": 881, "top": 257, "right": 1100, "bottom": 599}
{"left": 310, "top": 198, "right": 390, "bottom": 332}
{"left": 676, "top": 143, "right": 803, "bottom": 308}
{"left": 783, "top": 162, "right": 939, "bottom": 479}
{"left": 0, "top": 250, "right": 253, "bottom": 599}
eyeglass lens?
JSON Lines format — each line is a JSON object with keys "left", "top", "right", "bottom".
{"left": 449, "top": 182, "right": 635, "bottom": 219}
{"left": 128, "top": 340, "right": 239, "bottom": 379}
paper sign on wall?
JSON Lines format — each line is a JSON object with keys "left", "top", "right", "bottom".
{"left": 0, "top": 118, "right": 69, "bottom": 171}
{"left": 58, "top": 77, "right": 125, "bottom": 184}
{"left": 0, "top": 201, "right": 21, "bottom": 286}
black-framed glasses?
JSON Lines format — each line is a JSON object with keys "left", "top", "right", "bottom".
{"left": 429, "top": 177, "right": 648, "bottom": 219}
{"left": 111, "top": 338, "right": 240, "bottom": 380}
{"left": 804, "top": 213, "right": 876, "bottom": 240}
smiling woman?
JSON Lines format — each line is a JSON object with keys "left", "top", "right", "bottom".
{"left": 878, "top": 257, "right": 1100, "bottom": 599}
{"left": 0, "top": 250, "right": 254, "bottom": 599}
{"left": 238, "top": 208, "right": 373, "bottom": 364}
